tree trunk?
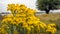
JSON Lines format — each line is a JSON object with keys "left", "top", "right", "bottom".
{"left": 45, "top": 9, "right": 50, "bottom": 14}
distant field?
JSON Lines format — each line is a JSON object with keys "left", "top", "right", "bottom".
{"left": 37, "top": 13, "right": 60, "bottom": 23}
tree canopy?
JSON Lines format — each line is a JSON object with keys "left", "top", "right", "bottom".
{"left": 36, "top": 0, "right": 60, "bottom": 14}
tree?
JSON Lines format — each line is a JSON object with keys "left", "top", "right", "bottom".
{"left": 36, "top": 0, "right": 60, "bottom": 14}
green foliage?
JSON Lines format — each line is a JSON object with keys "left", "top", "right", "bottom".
{"left": 36, "top": 0, "right": 60, "bottom": 10}
{"left": 36, "top": 0, "right": 60, "bottom": 14}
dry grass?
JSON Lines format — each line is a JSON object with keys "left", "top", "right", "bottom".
{"left": 37, "top": 13, "right": 60, "bottom": 24}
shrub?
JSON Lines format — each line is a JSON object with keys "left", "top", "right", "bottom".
{"left": 0, "top": 4, "right": 57, "bottom": 34}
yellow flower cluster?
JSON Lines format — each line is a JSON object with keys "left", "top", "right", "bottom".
{"left": 46, "top": 23, "right": 57, "bottom": 34}
{"left": 0, "top": 24, "right": 8, "bottom": 34}
{"left": 2, "top": 4, "right": 37, "bottom": 25}
{"left": 7, "top": 4, "right": 35, "bottom": 14}
{"left": 1, "top": 4, "right": 57, "bottom": 34}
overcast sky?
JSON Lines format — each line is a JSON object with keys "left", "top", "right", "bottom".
{"left": 0, "top": 0, "right": 37, "bottom": 13}
{"left": 0, "top": 0, "right": 60, "bottom": 13}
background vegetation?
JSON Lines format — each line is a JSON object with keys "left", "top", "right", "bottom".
{"left": 37, "top": 13, "right": 60, "bottom": 34}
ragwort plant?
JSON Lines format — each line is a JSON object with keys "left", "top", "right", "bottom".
{"left": 0, "top": 4, "right": 57, "bottom": 34}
